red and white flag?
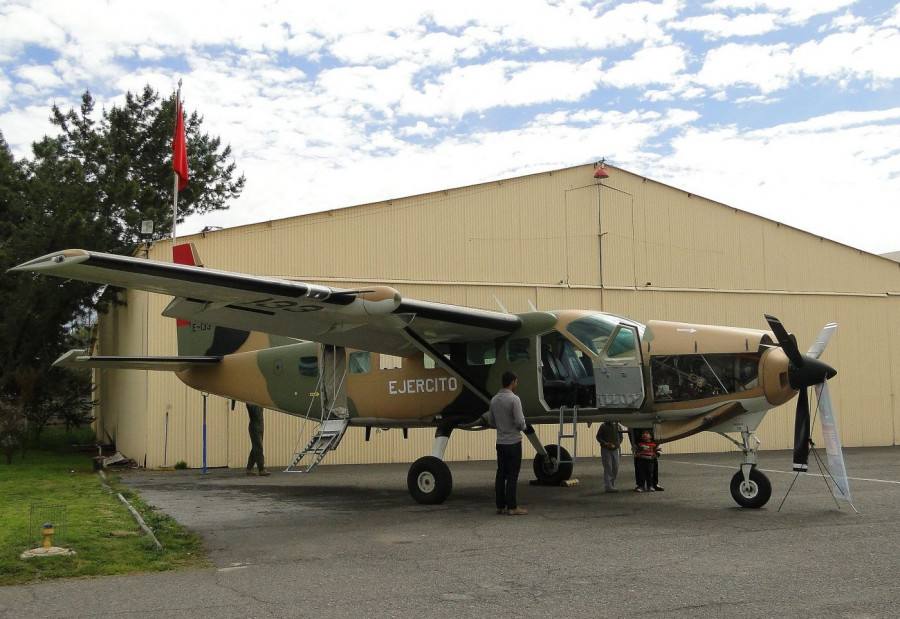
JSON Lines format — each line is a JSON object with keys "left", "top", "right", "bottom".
{"left": 172, "top": 92, "right": 189, "bottom": 191}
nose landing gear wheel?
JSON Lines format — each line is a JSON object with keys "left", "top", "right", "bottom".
{"left": 730, "top": 467, "right": 772, "bottom": 508}
{"left": 407, "top": 456, "right": 453, "bottom": 504}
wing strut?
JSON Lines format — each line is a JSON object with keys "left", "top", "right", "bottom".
{"left": 400, "top": 327, "right": 492, "bottom": 405}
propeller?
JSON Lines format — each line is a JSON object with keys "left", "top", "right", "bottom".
{"left": 764, "top": 315, "right": 838, "bottom": 472}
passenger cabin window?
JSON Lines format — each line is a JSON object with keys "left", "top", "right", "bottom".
{"left": 298, "top": 356, "right": 318, "bottom": 377}
{"left": 379, "top": 354, "right": 403, "bottom": 370}
{"left": 348, "top": 351, "right": 370, "bottom": 374}
{"left": 467, "top": 341, "right": 496, "bottom": 366}
{"left": 506, "top": 338, "right": 530, "bottom": 362}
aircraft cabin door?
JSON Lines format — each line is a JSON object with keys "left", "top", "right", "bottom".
{"left": 594, "top": 324, "right": 645, "bottom": 409}
{"left": 321, "top": 345, "right": 348, "bottom": 418}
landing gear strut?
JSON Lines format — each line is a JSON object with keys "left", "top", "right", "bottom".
{"left": 720, "top": 428, "right": 772, "bottom": 509}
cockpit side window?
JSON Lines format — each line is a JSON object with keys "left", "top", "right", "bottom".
{"left": 606, "top": 328, "right": 638, "bottom": 359}
{"left": 567, "top": 314, "right": 645, "bottom": 356}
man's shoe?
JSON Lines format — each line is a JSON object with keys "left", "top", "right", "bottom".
{"left": 507, "top": 507, "right": 528, "bottom": 515}
{"left": 634, "top": 486, "right": 644, "bottom": 492}
{"left": 496, "top": 508, "right": 508, "bottom": 515}
{"left": 258, "top": 470, "right": 272, "bottom": 477}
{"left": 653, "top": 486, "right": 665, "bottom": 492}
{"left": 246, "top": 469, "right": 256, "bottom": 476}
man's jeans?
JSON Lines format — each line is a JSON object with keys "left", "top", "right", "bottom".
{"left": 495, "top": 441, "right": 523, "bottom": 510}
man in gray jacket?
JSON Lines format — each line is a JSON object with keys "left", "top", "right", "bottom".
{"left": 488, "top": 371, "right": 528, "bottom": 515}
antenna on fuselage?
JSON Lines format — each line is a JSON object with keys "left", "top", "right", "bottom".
{"left": 493, "top": 296, "right": 509, "bottom": 314}
{"left": 528, "top": 300, "right": 538, "bottom": 312}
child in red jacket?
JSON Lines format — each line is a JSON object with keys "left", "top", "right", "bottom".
{"left": 634, "top": 429, "right": 661, "bottom": 492}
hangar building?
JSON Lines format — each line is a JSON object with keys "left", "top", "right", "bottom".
{"left": 91, "top": 162, "right": 900, "bottom": 469}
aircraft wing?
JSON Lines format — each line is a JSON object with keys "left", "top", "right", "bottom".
{"left": 54, "top": 349, "right": 222, "bottom": 371}
{"left": 13, "top": 250, "right": 522, "bottom": 356}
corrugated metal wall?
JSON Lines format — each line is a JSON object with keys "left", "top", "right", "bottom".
{"left": 93, "top": 163, "right": 900, "bottom": 469}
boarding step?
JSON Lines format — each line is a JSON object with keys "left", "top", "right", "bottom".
{"left": 557, "top": 405, "right": 578, "bottom": 464}
{"left": 285, "top": 416, "right": 349, "bottom": 473}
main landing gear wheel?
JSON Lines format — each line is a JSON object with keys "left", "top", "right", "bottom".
{"left": 730, "top": 467, "right": 772, "bottom": 509}
{"left": 407, "top": 456, "right": 453, "bottom": 505}
{"left": 532, "top": 444, "right": 573, "bottom": 485}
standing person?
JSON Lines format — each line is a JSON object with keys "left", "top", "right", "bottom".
{"left": 633, "top": 429, "right": 660, "bottom": 491}
{"left": 488, "top": 371, "right": 528, "bottom": 515}
{"left": 246, "top": 403, "right": 270, "bottom": 476}
{"left": 596, "top": 421, "right": 623, "bottom": 492}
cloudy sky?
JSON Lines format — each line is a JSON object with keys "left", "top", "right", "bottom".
{"left": 1, "top": 0, "right": 899, "bottom": 255}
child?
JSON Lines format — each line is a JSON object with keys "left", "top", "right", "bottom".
{"left": 634, "top": 430, "right": 661, "bottom": 492}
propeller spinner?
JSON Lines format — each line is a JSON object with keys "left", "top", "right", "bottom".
{"left": 764, "top": 315, "right": 838, "bottom": 472}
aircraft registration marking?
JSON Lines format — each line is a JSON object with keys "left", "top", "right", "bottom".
{"left": 388, "top": 377, "right": 459, "bottom": 395}
{"left": 247, "top": 297, "right": 323, "bottom": 313}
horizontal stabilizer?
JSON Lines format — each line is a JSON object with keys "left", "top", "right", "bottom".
{"left": 54, "top": 349, "right": 221, "bottom": 371}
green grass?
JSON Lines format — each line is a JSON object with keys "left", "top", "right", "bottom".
{"left": 0, "top": 440, "right": 208, "bottom": 585}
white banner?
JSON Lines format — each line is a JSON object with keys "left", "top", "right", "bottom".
{"left": 816, "top": 382, "right": 851, "bottom": 502}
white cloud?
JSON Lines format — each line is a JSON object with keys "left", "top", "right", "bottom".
{"left": 669, "top": 12, "right": 780, "bottom": 39}
{"left": 658, "top": 109, "right": 900, "bottom": 254}
{"left": 0, "top": 104, "right": 58, "bottom": 157}
{"left": 400, "top": 58, "right": 606, "bottom": 118}
{"left": 704, "top": 0, "right": 858, "bottom": 24}
{"left": 2, "top": 0, "right": 899, "bottom": 255}
{"left": 398, "top": 121, "right": 436, "bottom": 138}
{"left": 15, "top": 64, "right": 63, "bottom": 90}
{"left": 792, "top": 26, "right": 900, "bottom": 83}
{"left": 602, "top": 45, "right": 687, "bottom": 88}
{"left": 826, "top": 10, "right": 865, "bottom": 32}
{"left": 695, "top": 23, "right": 900, "bottom": 95}
{"left": 696, "top": 42, "right": 794, "bottom": 93}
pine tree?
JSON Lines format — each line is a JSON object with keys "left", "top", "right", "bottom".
{"left": 0, "top": 87, "right": 245, "bottom": 444}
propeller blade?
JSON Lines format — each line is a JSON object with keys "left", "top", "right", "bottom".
{"left": 815, "top": 380, "right": 851, "bottom": 502}
{"left": 764, "top": 314, "right": 805, "bottom": 367}
{"left": 807, "top": 323, "right": 837, "bottom": 360}
{"left": 793, "top": 387, "right": 810, "bottom": 472}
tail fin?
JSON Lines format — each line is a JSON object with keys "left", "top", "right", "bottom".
{"left": 173, "top": 243, "right": 251, "bottom": 356}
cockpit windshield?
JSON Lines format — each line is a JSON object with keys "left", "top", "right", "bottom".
{"left": 566, "top": 313, "right": 646, "bottom": 356}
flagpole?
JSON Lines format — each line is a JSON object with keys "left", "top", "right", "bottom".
{"left": 173, "top": 80, "right": 182, "bottom": 246}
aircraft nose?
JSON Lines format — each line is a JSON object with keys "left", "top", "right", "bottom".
{"left": 789, "top": 357, "right": 837, "bottom": 389}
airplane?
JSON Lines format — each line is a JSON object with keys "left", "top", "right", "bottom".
{"left": 11, "top": 244, "right": 843, "bottom": 509}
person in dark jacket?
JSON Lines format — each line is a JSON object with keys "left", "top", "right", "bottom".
{"left": 246, "top": 403, "right": 270, "bottom": 476}
{"left": 596, "top": 421, "right": 623, "bottom": 492}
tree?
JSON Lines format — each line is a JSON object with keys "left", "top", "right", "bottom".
{"left": 38, "top": 86, "right": 245, "bottom": 247}
{"left": 0, "top": 87, "right": 245, "bottom": 445}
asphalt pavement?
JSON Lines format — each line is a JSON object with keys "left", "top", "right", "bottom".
{"left": 2, "top": 447, "right": 899, "bottom": 618}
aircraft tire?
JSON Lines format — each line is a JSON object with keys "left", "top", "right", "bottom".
{"left": 532, "top": 444, "right": 573, "bottom": 485}
{"left": 730, "top": 467, "right": 772, "bottom": 508}
{"left": 407, "top": 456, "right": 453, "bottom": 505}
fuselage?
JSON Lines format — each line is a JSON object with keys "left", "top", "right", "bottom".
{"left": 175, "top": 310, "right": 798, "bottom": 440}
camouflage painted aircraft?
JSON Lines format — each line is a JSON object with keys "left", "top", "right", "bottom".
{"left": 12, "top": 244, "right": 843, "bottom": 508}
